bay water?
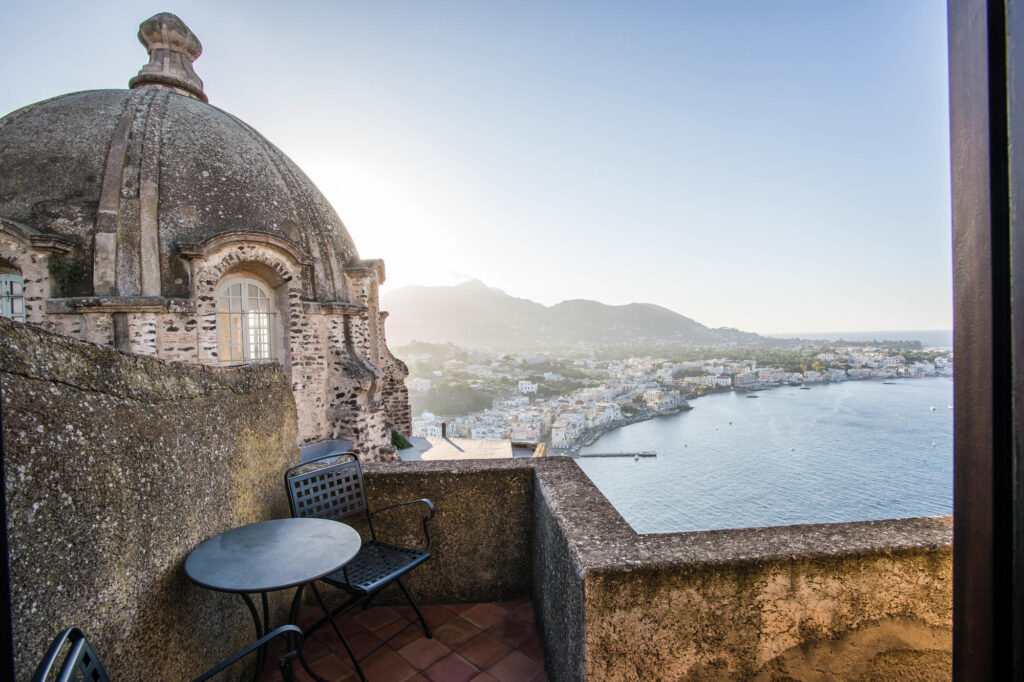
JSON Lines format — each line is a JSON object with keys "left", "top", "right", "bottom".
{"left": 577, "top": 377, "right": 953, "bottom": 534}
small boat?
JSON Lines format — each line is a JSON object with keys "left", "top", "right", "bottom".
{"left": 634, "top": 454, "right": 639, "bottom": 461}
{"left": 799, "top": 386, "right": 811, "bottom": 390}
{"left": 930, "top": 406, "right": 936, "bottom": 411}
{"left": 790, "top": 446, "right": 795, "bottom": 451}
{"left": 746, "top": 395, "right": 759, "bottom": 399}
{"left": 883, "top": 381, "right": 896, "bottom": 385}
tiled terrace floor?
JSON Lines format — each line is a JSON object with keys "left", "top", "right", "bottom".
{"left": 260, "top": 601, "right": 547, "bottom": 682}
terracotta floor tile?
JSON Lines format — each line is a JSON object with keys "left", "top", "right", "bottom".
{"left": 516, "top": 634, "right": 544, "bottom": 662}
{"left": 319, "top": 612, "right": 369, "bottom": 638}
{"left": 423, "top": 652, "right": 480, "bottom": 682}
{"left": 360, "top": 647, "right": 418, "bottom": 682}
{"left": 530, "top": 670, "right": 548, "bottom": 682}
{"left": 457, "top": 633, "right": 511, "bottom": 670}
{"left": 469, "top": 674, "right": 500, "bottom": 682}
{"left": 292, "top": 667, "right": 314, "bottom": 682}
{"left": 341, "top": 630, "right": 384, "bottom": 659}
{"left": 486, "top": 617, "right": 534, "bottom": 649}
{"left": 487, "top": 650, "right": 542, "bottom": 682}
{"left": 375, "top": 614, "right": 413, "bottom": 641}
{"left": 302, "top": 652, "right": 354, "bottom": 681}
{"left": 406, "top": 675, "right": 431, "bottom": 682}
{"left": 461, "top": 603, "right": 508, "bottom": 630}
{"left": 354, "top": 605, "right": 402, "bottom": 632}
{"left": 433, "top": 616, "right": 483, "bottom": 649}
{"left": 396, "top": 636, "right": 452, "bottom": 669}
{"left": 446, "top": 603, "right": 474, "bottom": 613}
{"left": 299, "top": 631, "right": 335, "bottom": 664}
{"left": 495, "top": 601, "right": 524, "bottom": 612}
{"left": 392, "top": 604, "right": 418, "bottom": 621}
{"left": 506, "top": 603, "right": 536, "bottom": 624}
{"left": 419, "top": 604, "right": 459, "bottom": 628}
{"left": 385, "top": 621, "right": 425, "bottom": 651}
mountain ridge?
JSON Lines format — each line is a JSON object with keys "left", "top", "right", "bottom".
{"left": 380, "top": 280, "right": 780, "bottom": 349}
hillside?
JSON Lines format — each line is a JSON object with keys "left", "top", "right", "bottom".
{"left": 381, "top": 281, "right": 777, "bottom": 349}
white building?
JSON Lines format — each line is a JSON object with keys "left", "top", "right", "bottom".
{"left": 518, "top": 380, "right": 539, "bottom": 394}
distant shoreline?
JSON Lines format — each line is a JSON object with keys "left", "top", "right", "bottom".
{"left": 555, "top": 375, "right": 952, "bottom": 455}
{"left": 551, "top": 403, "right": 691, "bottom": 455}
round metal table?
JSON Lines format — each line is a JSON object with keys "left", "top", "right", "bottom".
{"left": 185, "top": 518, "right": 361, "bottom": 681}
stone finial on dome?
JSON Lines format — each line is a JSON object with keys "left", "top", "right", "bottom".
{"left": 129, "top": 13, "right": 208, "bottom": 102}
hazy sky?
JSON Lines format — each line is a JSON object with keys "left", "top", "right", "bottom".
{"left": 1, "top": 1, "right": 951, "bottom": 334}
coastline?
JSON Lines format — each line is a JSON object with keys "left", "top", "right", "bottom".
{"left": 551, "top": 402, "right": 692, "bottom": 455}
{"left": 552, "top": 375, "right": 952, "bottom": 455}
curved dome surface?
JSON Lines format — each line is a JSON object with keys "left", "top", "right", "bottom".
{"left": 0, "top": 87, "right": 358, "bottom": 300}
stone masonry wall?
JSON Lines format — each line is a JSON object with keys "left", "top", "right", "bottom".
{"left": 584, "top": 545, "right": 952, "bottom": 680}
{"left": 1, "top": 318, "right": 299, "bottom": 681}
{"left": 0, "top": 233, "right": 48, "bottom": 325}
{"left": 2, "top": 237, "right": 411, "bottom": 460}
{"left": 379, "top": 311, "right": 412, "bottom": 437}
{"left": 532, "top": 460, "right": 953, "bottom": 682}
{"left": 319, "top": 459, "right": 952, "bottom": 681}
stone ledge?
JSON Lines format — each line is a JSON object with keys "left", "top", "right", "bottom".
{"left": 369, "top": 456, "right": 951, "bottom": 571}
{"left": 46, "top": 296, "right": 196, "bottom": 314}
{"left": 366, "top": 456, "right": 952, "bottom": 681}
{"left": 0, "top": 317, "right": 283, "bottom": 403}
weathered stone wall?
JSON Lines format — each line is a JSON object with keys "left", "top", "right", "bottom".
{"left": 1, "top": 318, "right": 299, "bottom": 681}
{"left": 532, "top": 465, "right": 586, "bottom": 682}
{"left": 357, "top": 459, "right": 953, "bottom": 682}
{"left": 361, "top": 460, "right": 536, "bottom": 603}
{"left": 585, "top": 548, "right": 951, "bottom": 681}
{"left": 1, "top": 224, "right": 411, "bottom": 461}
{"left": 532, "top": 460, "right": 953, "bottom": 682}
{"left": 378, "top": 311, "right": 412, "bottom": 437}
{"left": 0, "top": 232, "right": 49, "bottom": 325}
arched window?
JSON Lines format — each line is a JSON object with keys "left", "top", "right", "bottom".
{"left": 0, "top": 273, "right": 25, "bottom": 322}
{"left": 216, "top": 277, "right": 276, "bottom": 366}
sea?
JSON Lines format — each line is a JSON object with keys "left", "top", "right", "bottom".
{"left": 576, "top": 377, "right": 953, "bottom": 534}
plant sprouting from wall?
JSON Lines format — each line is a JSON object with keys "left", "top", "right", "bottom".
{"left": 391, "top": 430, "right": 412, "bottom": 450}
{"left": 48, "top": 255, "right": 82, "bottom": 297}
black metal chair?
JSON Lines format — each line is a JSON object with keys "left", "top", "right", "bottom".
{"left": 284, "top": 451, "right": 434, "bottom": 681}
{"left": 32, "top": 624, "right": 303, "bottom": 682}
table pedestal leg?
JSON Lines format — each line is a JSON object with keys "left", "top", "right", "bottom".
{"left": 288, "top": 584, "right": 335, "bottom": 682}
{"left": 239, "top": 593, "right": 266, "bottom": 682}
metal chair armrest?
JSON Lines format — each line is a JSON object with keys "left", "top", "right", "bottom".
{"left": 369, "top": 498, "right": 435, "bottom": 550}
{"left": 190, "top": 624, "right": 304, "bottom": 682}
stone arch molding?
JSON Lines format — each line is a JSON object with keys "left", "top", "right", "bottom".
{"left": 190, "top": 241, "right": 306, "bottom": 366}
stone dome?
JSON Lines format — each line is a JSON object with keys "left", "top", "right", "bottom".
{"left": 0, "top": 13, "right": 359, "bottom": 302}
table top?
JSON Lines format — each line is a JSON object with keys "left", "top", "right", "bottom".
{"left": 185, "top": 518, "right": 361, "bottom": 593}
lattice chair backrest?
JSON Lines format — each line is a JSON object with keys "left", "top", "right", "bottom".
{"left": 286, "top": 453, "right": 368, "bottom": 522}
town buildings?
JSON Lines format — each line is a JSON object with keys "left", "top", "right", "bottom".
{"left": 409, "top": 345, "right": 953, "bottom": 450}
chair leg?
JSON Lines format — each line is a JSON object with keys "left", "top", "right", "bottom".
{"left": 395, "top": 578, "right": 432, "bottom": 639}
{"left": 310, "top": 582, "right": 368, "bottom": 682}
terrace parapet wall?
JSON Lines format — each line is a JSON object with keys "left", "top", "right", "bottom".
{"left": 1, "top": 318, "right": 299, "bottom": 681}
{"left": 364, "top": 459, "right": 952, "bottom": 682}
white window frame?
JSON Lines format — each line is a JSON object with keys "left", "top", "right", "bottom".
{"left": 0, "top": 273, "right": 26, "bottom": 322}
{"left": 215, "top": 277, "right": 277, "bottom": 366}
